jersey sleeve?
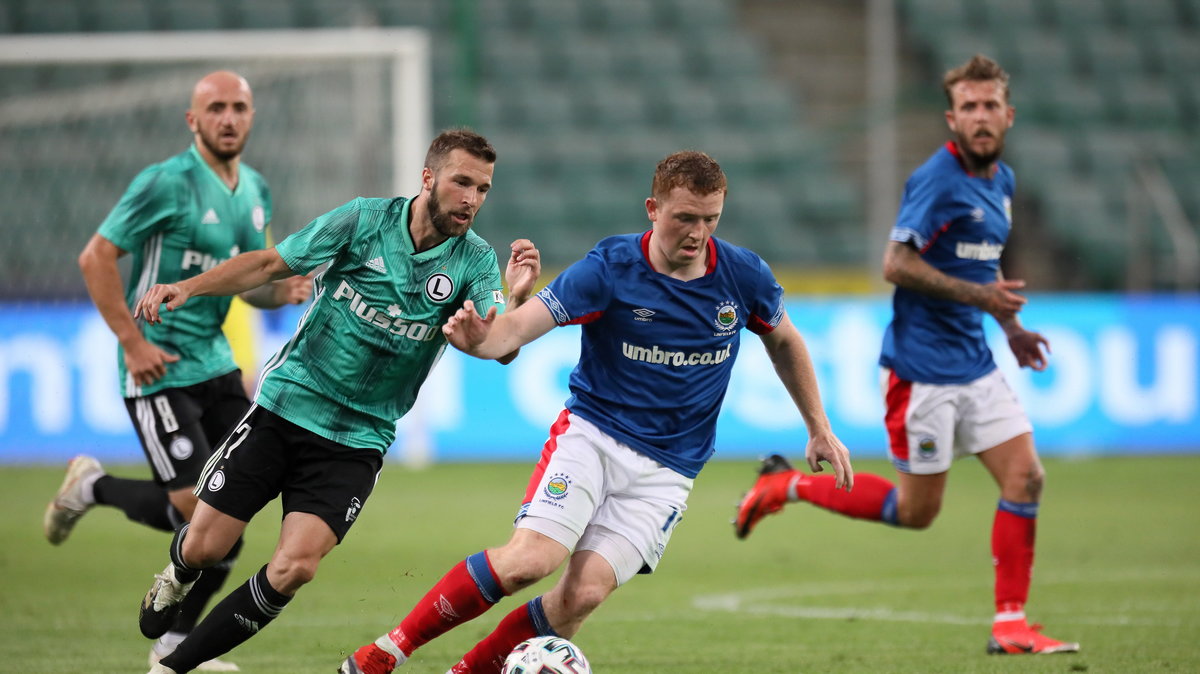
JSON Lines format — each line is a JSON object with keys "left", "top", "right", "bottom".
{"left": 536, "top": 247, "right": 612, "bottom": 326}
{"left": 276, "top": 197, "right": 362, "bottom": 275}
{"left": 890, "top": 169, "right": 946, "bottom": 250}
{"left": 96, "top": 167, "right": 180, "bottom": 252}
{"left": 465, "top": 247, "right": 506, "bottom": 317}
{"left": 746, "top": 255, "right": 786, "bottom": 335}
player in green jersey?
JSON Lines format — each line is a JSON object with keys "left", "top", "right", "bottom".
{"left": 131, "top": 129, "right": 541, "bottom": 674}
{"left": 46, "top": 71, "right": 311, "bottom": 671}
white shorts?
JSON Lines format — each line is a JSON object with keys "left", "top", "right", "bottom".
{"left": 515, "top": 411, "right": 692, "bottom": 585}
{"left": 881, "top": 367, "right": 1032, "bottom": 475}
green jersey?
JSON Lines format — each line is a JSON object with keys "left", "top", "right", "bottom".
{"left": 97, "top": 144, "right": 271, "bottom": 397}
{"left": 257, "top": 196, "right": 506, "bottom": 452}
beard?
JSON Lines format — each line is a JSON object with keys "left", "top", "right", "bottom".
{"left": 427, "top": 183, "right": 472, "bottom": 238}
{"left": 197, "top": 125, "right": 248, "bottom": 161}
{"left": 956, "top": 129, "right": 1005, "bottom": 167}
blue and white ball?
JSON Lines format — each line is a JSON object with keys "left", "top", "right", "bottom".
{"left": 501, "top": 636, "right": 591, "bottom": 674}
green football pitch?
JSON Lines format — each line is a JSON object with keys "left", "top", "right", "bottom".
{"left": 4, "top": 456, "right": 1198, "bottom": 673}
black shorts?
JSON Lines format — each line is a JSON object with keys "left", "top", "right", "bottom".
{"left": 123, "top": 370, "right": 250, "bottom": 490}
{"left": 196, "top": 405, "right": 384, "bottom": 543}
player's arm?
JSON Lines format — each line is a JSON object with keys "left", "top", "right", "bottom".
{"left": 503, "top": 238, "right": 540, "bottom": 310}
{"left": 991, "top": 270, "right": 1051, "bottom": 371}
{"left": 493, "top": 238, "right": 543, "bottom": 364}
{"left": 235, "top": 221, "right": 313, "bottom": 310}
{"left": 136, "top": 248, "right": 295, "bottom": 324}
{"left": 78, "top": 233, "right": 182, "bottom": 385}
{"left": 236, "top": 274, "right": 312, "bottom": 309}
{"left": 759, "top": 313, "right": 854, "bottom": 491}
{"left": 443, "top": 297, "right": 557, "bottom": 361}
{"left": 882, "top": 240, "right": 1026, "bottom": 322}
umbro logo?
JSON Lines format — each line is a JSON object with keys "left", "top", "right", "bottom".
{"left": 434, "top": 595, "right": 459, "bottom": 621}
{"left": 200, "top": 208, "right": 220, "bottom": 225}
{"left": 366, "top": 256, "right": 386, "bottom": 273}
{"left": 633, "top": 308, "right": 655, "bottom": 322}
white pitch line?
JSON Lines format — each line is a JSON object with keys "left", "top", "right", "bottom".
{"left": 693, "top": 592, "right": 986, "bottom": 626}
{"left": 691, "top": 589, "right": 1189, "bottom": 627}
{"left": 691, "top": 572, "right": 1198, "bottom": 628}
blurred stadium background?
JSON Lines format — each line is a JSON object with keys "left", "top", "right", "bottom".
{"left": 1, "top": 0, "right": 1198, "bottom": 464}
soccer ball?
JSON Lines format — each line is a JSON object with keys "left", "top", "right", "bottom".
{"left": 501, "top": 635, "right": 591, "bottom": 674}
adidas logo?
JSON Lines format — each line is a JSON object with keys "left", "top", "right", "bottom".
{"left": 234, "top": 613, "right": 261, "bottom": 634}
{"left": 200, "top": 208, "right": 220, "bottom": 225}
{"left": 366, "top": 256, "right": 386, "bottom": 273}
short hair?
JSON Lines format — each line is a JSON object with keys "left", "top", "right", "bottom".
{"left": 651, "top": 151, "right": 728, "bottom": 200}
{"left": 424, "top": 128, "right": 497, "bottom": 172}
{"left": 942, "top": 54, "right": 1011, "bottom": 106}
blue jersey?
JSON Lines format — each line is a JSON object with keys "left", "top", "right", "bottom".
{"left": 880, "top": 141, "right": 1015, "bottom": 384}
{"left": 536, "top": 232, "right": 785, "bottom": 478}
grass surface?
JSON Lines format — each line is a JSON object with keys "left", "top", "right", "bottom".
{"left": 3, "top": 456, "right": 1199, "bottom": 673}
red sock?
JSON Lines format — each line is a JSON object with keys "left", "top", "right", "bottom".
{"left": 992, "top": 501, "right": 1037, "bottom": 614}
{"left": 798, "top": 473, "right": 899, "bottom": 523}
{"left": 454, "top": 599, "right": 541, "bottom": 674}
{"left": 388, "top": 552, "right": 505, "bottom": 655}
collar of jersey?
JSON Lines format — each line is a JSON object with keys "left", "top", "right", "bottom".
{"left": 945, "top": 140, "right": 998, "bottom": 181}
{"left": 189, "top": 144, "right": 239, "bottom": 196}
{"left": 639, "top": 230, "right": 718, "bottom": 278}
{"left": 401, "top": 198, "right": 457, "bottom": 260}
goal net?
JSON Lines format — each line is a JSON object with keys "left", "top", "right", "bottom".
{"left": 0, "top": 28, "right": 431, "bottom": 300}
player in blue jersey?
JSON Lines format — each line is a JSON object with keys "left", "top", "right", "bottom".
{"left": 734, "top": 55, "right": 1079, "bottom": 655}
{"left": 133, "top": 129, "right": 541, "bottom": 674}
{"left": 49, "top": 71, "right": 310, "bottom": 671}
{"left": 340, "top": 150, "right": 854, "bottom": 674}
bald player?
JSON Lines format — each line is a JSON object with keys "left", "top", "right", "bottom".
{"left": 48, "top": 70, "right": 311, "bottom": 671}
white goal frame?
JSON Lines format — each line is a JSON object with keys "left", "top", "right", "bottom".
{"left": 0, "top": 28, "right": 431, "bottom": 197}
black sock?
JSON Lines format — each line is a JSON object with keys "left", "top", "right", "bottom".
{"left": 172, "top": 536, "right": 244, "bottom": 633}
{"left": 161, "top": 565, "right": 292, "bottom": 672}
{"left": 93, "top": 475, "right": 179, "bottom": 532}
{"left": 169, "top": 523, "right": 203, "bottom": 584}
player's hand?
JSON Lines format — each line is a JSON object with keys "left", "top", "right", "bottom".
{"left": 979, "top": 279, "right": 1028, "bottom": 322}
{"left": 134, "top": 283, "right": 190, "bottom": 324}
{"left": 121, "top": 334, "right": 181, "bottom": 386}
{"left": 275, "top": 273, "right": 313, "bottom": 305}
{"left": 442, "top": 299, "right": 498, "bottom": 354}
{"left": 505, "top": 239, "right": 541, "bottom": 304}
{"left": 805, "top": 430, "right": 854, "bottom": 491}
{"left": 1008, "top": 328, "right": 1051, "bottom": 371}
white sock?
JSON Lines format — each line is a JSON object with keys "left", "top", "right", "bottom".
{"left": 786, "top": 474, "right": 802, "bottom": 502}
{"left": 79, "top": 470, "right": 103, "bottom": 505}
{"left": 994, "top": 608, "right": 1026, "bottom": 624}
{"left": 374, "top": 634, "right": 409, "bottom": 664}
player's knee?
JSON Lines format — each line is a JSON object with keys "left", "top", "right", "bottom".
{"left": 180, "top": 534, "right": 227, "bottom": 568}
{"left": 268, "top": 555, "right": 320, "bottom": 593}
{"left": 1024, "top": 465, "right": 1046, "bottom": 501}
{"left": 905, "top": 515, "right": 937, "bottom": 530}
{"left": 562, "top": 583, "right": 610, "bottom": 619}
{"left": 899, "top": 502, "right": 940, "bottom": 529}
{"left": 1001, "top": 461, "right": 1045, "bottom": 502}
{"left": 494, "top": 535, "right": 567, "bottom": 591}
{"left": 497, "top": 556, "right": 557, "bottom": 590}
